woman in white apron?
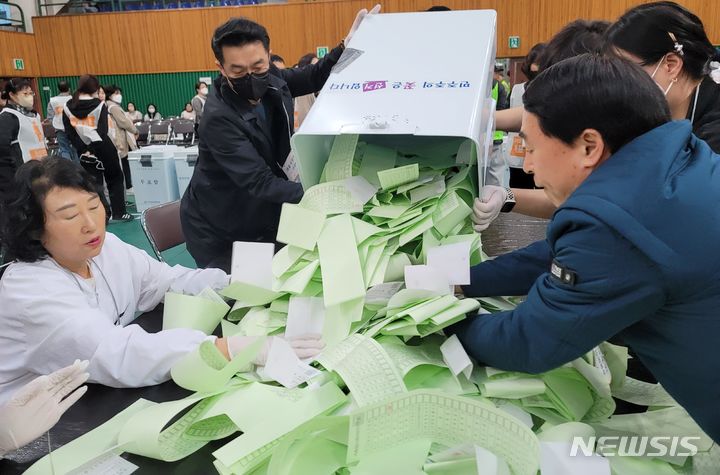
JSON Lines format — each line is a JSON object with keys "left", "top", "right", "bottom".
{"left": 0, "top": 158, "right": 323, "bottom": 403}
{"left": 0, "top": 78, "right": 47, "bottom": 207}
{"left": 61, "top": 75, "right": 132, "bottom": 222}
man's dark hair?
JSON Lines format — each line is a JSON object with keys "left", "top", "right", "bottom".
{"left": 195, "top": 81, "right": 207, "bottom": 91}
{"left": 537, "top": 20, "right": 610, "bottom": 73}
{"left": 426, "top": 6, "right": 451, "bottom": 11}
{"left": 1, "top": 158, "right": 102, "bottom": 262}
{"left": 58, "top": 80, "right": 70, "bottom": 93}
{"left": 211, "top": 17, "right": 270, "bottom": 64}
{"left": 521, "top": 42, "right": 546, "bottom": 82}
{"left": 524, "top": 54, "right": 671, "bottom": 154}
{"left": 103, "top": 84, "right": 121, "bottom": 97}
{"left": 605, "top": 1, "right": 717, "bottom": 80}
{"left": 271, "top": 54, "right": 285, "bottom": 64}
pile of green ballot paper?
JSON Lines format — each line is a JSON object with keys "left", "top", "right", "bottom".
{"left": 26, "top": 136, "right": 718, "bottom": 475}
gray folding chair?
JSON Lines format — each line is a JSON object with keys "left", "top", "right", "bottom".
{"left": 171, "top": 119, "right": 196, "bottom": 144}
{"left": 148, "top": 120, "right": 172, "bottom": 145}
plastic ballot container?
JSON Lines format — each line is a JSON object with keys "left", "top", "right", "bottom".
{"left": 291, "top": 9, "right": 499, "bottom": 189}
{"left": 173, "top": 145, "right": 199, "bottom": 198}
{"left": 128, "top": 145, "right": 181, "bottom": 212}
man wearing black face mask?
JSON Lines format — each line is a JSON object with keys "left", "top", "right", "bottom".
{"left": 180, "top": 10, "right": 378, "bottom": 271}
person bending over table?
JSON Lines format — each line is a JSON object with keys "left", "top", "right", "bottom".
{"left": 474, "top": 2, "right": 720, "bottom": 230}
{"left": 450, "top": 54, "right": 720, "bottom": 442}
{"left": 0, "top": 158, "right": 322, "bottom": 405}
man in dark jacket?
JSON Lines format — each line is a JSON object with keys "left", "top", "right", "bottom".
{"left": 452, "top": 55, "right": 720, "bottom": 442}
{"left": 181, "top": 11, "right": 378, "bottom": 272}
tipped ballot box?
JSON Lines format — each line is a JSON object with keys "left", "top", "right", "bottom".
{"left": 292, "top": 9, "right": 498, "bottom": 189}
{"left": 173, "top": 145, "right": 199, "bottom": 198}
{"left": 128, "top": 145, "right": 181, "bottom": 212}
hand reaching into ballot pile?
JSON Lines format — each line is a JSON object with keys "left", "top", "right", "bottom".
{"left": 0, "top": 360, "right": 89, "bottom": 456}
{"left": 345, "top": 4, "right": 381, "bottom": 46}
{"left": 228, "top": 334, "right": 325, "bottom": 366}
{"left": 472, "top": 185, "right": 509, "bottom": 232}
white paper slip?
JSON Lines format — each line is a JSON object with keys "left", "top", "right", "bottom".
{"left": 67, "top": 452, "right": 138, "bottom": 475}
{"left": 404, "top": 265, "right": 452, "bottom": 294}
{"left": 342, "top": 175, "right": 378, "bottom": 205}
{"left": 540, "top": 442, "right": 610, "bottom": 475}
{"left": 365, "top": 282, "right": 405, "bottom": 306}
{"left": 263, "top": 338, "right": 321, "bottom": 389}
{"left": 475, "top": 446, "right": 511, "bottom": 475}
{"left": 282, "top": 150, "right": 301, "bottom": 182}
{"left": 285, "top": 297, "right": 325, "bottom": 339}
{"left": 409, "top": 178, "right": 446, "bottom": 204}
{"left": 231, "top": 241, "right": 275, "bottom": 289}
{"left": 427, "top": 241, "right": 472, "bottom": 285}
{"left": 592, "top": 347, "right": 610, "bottom": 376}
{"left": 440, "top": 334, "right": 473, "bottom": 379}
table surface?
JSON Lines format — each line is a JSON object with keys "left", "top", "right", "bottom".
{"left": 0, "top": 212, "right": 549, "bottom": 475}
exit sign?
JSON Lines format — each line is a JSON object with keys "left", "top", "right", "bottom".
{"left": 508, "top": 36, "right": 520, "bottom": 49}
{"left": 316, "top": 46, "right": 329, "bottom": 58}
{"left": 13, "top": 58, "right": 24, "bottom": 70}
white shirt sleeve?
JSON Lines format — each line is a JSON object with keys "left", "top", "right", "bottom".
{"left": 107, "top": 234, "right": 229, "bottom": 313}
{"left": 1, "top": 265, "right": 209, "bottom": 389}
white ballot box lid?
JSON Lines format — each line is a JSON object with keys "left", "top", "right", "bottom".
{"left": 292, "top": 9, "right": 497, "bottom": 188}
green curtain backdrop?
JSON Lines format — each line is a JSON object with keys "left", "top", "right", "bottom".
{"left": 38, "top": 71, "right": 217, "bottom": 119}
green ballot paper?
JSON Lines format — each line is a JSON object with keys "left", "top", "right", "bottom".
{"left": 23, "top": 399, "right": 155, "bottom": 475}
{"left": 171, "top": 338, "right": 264, "bottom": 392}
{"left": 347, "top": 391, "right": 540, "bottom": 475}
{"left": 163, "top": 291, "right": 230, "bottom": 335}
{"left": 118, "top": 390, "right": 231, "bottom": 461}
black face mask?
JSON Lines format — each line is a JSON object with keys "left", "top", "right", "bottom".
{"left": 227, "top": 71, "right": 269, "bottom": 102}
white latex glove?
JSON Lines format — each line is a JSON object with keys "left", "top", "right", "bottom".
{"left": 344, "top": 4, "right": 381, "bottom": 46}
{"left": 472, "top": 185, "right": 508, "bottom": 232}
{"left": 228, "top": 334, "right": 325, "bottom": 366}
{"left": 0, "top": 360, "right": 89, "bottom": 456}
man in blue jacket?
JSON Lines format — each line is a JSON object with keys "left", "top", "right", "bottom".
{"left": 452, "top": 54, "right": 720, "bottom": 442}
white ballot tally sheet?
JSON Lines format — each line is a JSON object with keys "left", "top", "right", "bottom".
{"left": 231, "top": 241, "right": 275, "bottom": 289}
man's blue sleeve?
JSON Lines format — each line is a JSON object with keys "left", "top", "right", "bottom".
{"left": 451, "top": 214, "right": 665, "bottom": 373}
{"left": 462, "top": 239, "right": 552, "bottom": 297}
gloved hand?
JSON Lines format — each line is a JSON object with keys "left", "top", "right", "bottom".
{"left": 0, "top": 360, "right": 89, "bottom": 456}
{"left": 472, "top": 185, "right": 508, "bottom": 232}
{"left": 228, "top": 334, "right": 325, "bottom": 366}
{"left": 345, "top": 4, "right": 381, "bottom": 46}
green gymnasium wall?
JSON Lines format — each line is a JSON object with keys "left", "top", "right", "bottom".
{"left": 38, "top": 71, "right": 217, "bottom": 119}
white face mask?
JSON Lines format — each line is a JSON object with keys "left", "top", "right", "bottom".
{"left": 112, "top": 94, "right": 122, "bottom": 104}
{"left": 17, "top": 95, "right": 34, "bottom": 109}
{"left": 650, "top": 55, "right": 675, "bottom": 96}
{"left": 199, "top": 87, "right": 208, "bottom": 96}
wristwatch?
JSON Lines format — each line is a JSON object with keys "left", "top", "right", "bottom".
{"left": 500, "top": 187, "right": 516, "bottom": 213}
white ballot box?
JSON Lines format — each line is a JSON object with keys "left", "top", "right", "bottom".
{"left": 174, "top": 145, "right": 199, "bottom": 198}
{"left": 292, "top": 9, "right": 497, "bottom": 189}
{"left": 128, "top": 145, "right": 181, "bottom": 212}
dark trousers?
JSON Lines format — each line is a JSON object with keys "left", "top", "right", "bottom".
{"left": 80, "top": 154, "right": 127, "bottom": 219}
{"left": 120, "top": 155, "right": 133, "bottom": 189}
